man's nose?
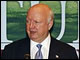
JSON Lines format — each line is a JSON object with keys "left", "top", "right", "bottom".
{"left": 30, "top": 22, "right": 35, "bottom": 29}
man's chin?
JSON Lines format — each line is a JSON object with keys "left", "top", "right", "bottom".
{"left": 30, "top": 37, "right": 37, "bottom": 40}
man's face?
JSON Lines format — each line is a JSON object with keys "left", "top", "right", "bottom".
{"left": 26, "top": 6, "right": 52, "bottom": 43}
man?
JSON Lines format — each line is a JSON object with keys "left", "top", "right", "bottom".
{"left": 2, "top": 4, "right": 78, "bottom": 59}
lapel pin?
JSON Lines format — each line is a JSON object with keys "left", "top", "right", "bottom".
{"left": 56, "top": 55, "right": 59, "bottom": 59}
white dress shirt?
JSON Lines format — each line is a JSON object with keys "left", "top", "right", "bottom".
{"left": 30, "top": 34, "right": 51, "bottom": 59}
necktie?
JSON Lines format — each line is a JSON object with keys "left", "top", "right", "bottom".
{"left": 35, "top": 44, "right": 43, "bottom": 59}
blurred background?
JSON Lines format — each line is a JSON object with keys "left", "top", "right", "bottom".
{"left": 7, "top": 1, "right": 78, "bottom": 42}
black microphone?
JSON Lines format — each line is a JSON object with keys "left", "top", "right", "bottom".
{"left": 24, "top": 54, "right": 30, "bottom": 59}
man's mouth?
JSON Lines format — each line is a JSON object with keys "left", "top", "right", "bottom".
{"left": 30, "top": 31, "right": 36, "bottom": 34}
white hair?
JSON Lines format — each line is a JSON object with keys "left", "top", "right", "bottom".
{"left": 48, "top": 10, "right": 54, "bottom": 23}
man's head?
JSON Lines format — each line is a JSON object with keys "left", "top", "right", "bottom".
{"left": 26, "top": 4, "right": 54, "bottom": 43}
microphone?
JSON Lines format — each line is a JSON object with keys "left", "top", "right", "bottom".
{"left": 24, "top": 54, "right": 30, "bottom": 59}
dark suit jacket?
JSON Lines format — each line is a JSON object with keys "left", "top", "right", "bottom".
{"left": 1, "top": 37, "right": 78, "bottom": 59}
{"left": 1, "top": 38, "right": 30, "bottom": 59}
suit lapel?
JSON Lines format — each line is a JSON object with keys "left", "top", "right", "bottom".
{"left": 48, "top": 37, "right": 60, "bottom": 59}
{"left": 23, "top": 38, "right": 30, "bottom": 59}
{"left": 16, "top": 38, "right": 30, "bottom": 59}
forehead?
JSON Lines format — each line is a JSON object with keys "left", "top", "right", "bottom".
{"left": 27, "top": 12, "right": 46, "bottom": 21}
{"left": 27, "top": 8, "right": 49, "bottom": 21}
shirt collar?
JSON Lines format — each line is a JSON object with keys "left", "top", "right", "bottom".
{"left": 41, "top": 33, "right": 51, "bottom": 49}
{"left": 31, "top": 33, "right": 51, "bottom": 50}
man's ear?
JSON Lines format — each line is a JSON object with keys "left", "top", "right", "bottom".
{"left": 48, "top": 19, "right": 53, "bottom": 30}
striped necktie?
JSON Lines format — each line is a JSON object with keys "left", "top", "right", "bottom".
{"left": 35, "top": 44, "right": 43, "bottom": 59}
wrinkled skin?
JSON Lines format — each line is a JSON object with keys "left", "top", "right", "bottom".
{"left": 26, "top": 4, "right": 53, "bottom": 43}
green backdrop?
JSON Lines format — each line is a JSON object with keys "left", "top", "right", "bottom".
{"left": 7, "top": 1, "right": 78, "bottom": 43}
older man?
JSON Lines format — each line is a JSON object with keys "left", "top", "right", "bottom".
{"left": 2, "top": 4, "right": 78, "bottom": 59}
